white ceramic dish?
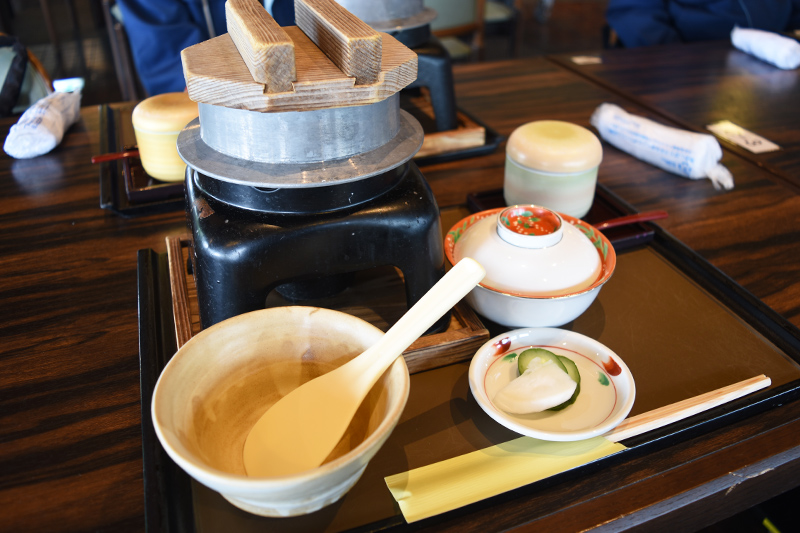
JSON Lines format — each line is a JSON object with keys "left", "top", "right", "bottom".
{"left": 469, "top": 328, "right": 635, "bottom": 441}
{"left": 445, "top": 206, "right": 616, "bottom": 328}
{"left": 151, "top": 306, "right": 410, "bottom": 517}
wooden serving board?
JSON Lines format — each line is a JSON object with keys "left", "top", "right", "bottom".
{"left": 165, "top": 236, "right": 490, "bottom": 374}
{"left": 403, "top": 89, "right": 487, "bottom": 159}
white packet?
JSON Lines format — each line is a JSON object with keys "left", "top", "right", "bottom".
{"left": 590, "top": 103, "right": 734, "bottom": 190}
{"left": 3, "top": 90, "right": 82, "bottom": 159}
{"left": 731, "top": 26, "right": 800, "bottom": 70}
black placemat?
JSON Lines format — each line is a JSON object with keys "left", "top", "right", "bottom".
{"left": 136, "top": 184, "right": 800, "bottom": 532}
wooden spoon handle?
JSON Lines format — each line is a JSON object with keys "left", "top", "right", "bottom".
{"left": 351, "top": 258, "right": 486, "bottom": 391}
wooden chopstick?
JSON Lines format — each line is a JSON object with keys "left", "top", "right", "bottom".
{"left": 605, "top": 374, "right": 771, "bottom": 442}
{"left": 91, "top": 149, "right": 140, "bottom": 164}
{"left": 596, "top": 210, "right": 669, "bottom": 230}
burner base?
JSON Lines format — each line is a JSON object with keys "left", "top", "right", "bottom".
{"left": 406, "top": 36, "right": 458, "bottom": 132}
{"left": 187, "top": 161, "right": 448, "bottom": 332}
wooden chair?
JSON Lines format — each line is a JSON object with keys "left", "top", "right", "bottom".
{"left": 425, "top": 0, "right": 486, "bottom": 61}
{"left": 0, "top": 33, "right": 52, "bottom": 116}
{"left": 483, "top": 0, "right": 522, "bottom": 57}
{"left": 102, "top": 0, "right": 144, "bottom": 101}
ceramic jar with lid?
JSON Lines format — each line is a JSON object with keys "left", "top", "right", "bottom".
{"left": 132, "top": 92, "right": 199, "bottom": 182}
{"left": 445, "top": 205, "right": 616, "bottom": 328}
{"left": 503, "top": 120, "right": 603, "bottom": 219}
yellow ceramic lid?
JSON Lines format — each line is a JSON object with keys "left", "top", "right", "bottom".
{"left": 506, "top": 120, "right": 602, "bottom": 173}
{"left": 132, "top": 92, "right": 199, "bottom": 133}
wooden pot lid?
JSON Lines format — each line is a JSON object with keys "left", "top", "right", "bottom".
{"left": 181, "top": 0, "right": 418, "bottom": 113}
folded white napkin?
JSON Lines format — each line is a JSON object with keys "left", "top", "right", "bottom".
{"left": 731, "top": 27, "right": 800, "bottom": 70}
{"left": 3, "top": 90, "right": 81, "bottom": 159}
{"left": 590, "top": 103, "right": 734, "bottom": 190}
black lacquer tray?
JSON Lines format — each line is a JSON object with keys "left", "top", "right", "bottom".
{"left": 99, "top": 102, "right": 501, "bottom": 218}
{"left": 137, "top": 184, "right": 800, "bottom": 532}
{"left": 98, "top": 104, "right": 186, "bottom": 217}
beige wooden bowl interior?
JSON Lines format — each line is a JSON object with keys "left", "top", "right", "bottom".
{"left": 152, "top": 306, "right": 410, "bottom": 516}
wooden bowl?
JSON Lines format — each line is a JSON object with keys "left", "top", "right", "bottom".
{"left": 132, "top": 92, "right": 198, "bottom": 182}
{"left": 151, "top": 306, "right": 409, "bottom": 517}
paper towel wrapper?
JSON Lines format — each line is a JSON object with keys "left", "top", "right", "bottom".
{"left": 4, "top": 90, "right": 81, "bottom": 159}
{"left": 731, "top": 27, "right": 800, "bottom": 70}
{"left": 590, "top": 103, "right": 734, "bottom": 190}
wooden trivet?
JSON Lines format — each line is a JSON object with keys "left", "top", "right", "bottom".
{"left": 404, "top": 89, "right": 487, "bottom": 159}
{"left": 166, "top": 236, "right": 489, "bottom": 374}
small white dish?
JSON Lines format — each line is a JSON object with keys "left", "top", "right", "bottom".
{"left": 469, "top": 328, "right": 635, "bottom": 441}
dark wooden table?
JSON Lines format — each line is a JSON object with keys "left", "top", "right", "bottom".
{"left": 437, "top": 57, "right": 800, "bottom": 330}
{"left": 1, "top": 56, "right": 800, "bottom": 532}
{"left": 549, "top": 40, "right": 800, "bottom": 190}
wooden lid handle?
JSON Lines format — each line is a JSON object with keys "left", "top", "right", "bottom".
{"left": 295, "top": 0, "right": 382, "bottom": 85}
{"left": 183, "top": 0, "right": 414, "bottom": 111}
{"left": 226, "top": 0, "right": 296, "bottom": 93}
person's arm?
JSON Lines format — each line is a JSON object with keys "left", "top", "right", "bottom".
{"left": 606, "top": 0, "right": 681, "bottom": 47}
{"left": 117, "top": 0, "right": 217, "bottom": 95}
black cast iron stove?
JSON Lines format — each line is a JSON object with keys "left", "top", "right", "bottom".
{"left": 178, "top": 95, "right": 446, "bottom": 330}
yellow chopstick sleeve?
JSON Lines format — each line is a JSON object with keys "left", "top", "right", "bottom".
{"left": 385, "top": 436, "right": 625, "bottom": 523}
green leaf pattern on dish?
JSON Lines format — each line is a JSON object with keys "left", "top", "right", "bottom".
{"left": 576, "top": 222, "right": 608, "bottom": 260}
{"left": 447, "top": 216, "right": 477, "bottom": 245}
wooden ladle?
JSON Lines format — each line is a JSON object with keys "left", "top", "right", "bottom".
{"left": 243, "top": 258, "right": 486, "bottom": 477}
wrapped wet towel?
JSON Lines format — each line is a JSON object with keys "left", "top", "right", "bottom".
{"left": 3, "top": 90, "right": 81, "bottom": 159}
{"left": 731, "top": 27, "right": 800, "bottom": 70}
{"left": 590, "top": 103, "right": 734, "bottom": 190}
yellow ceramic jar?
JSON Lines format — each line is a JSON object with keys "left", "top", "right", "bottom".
{"left": 132, "top": 92, "right": 198, "bottom": 182}
{"left": 504, "top": 120, "right": 603, "bottom": 219}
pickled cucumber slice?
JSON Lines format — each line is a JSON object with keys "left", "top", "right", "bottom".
{"left": 507, "top": 348, "right": 582, "bottom": 413}
{"left": 558, "top": 355, "right": 580, "bottom": 382}
{"left": 517, "top": 348, "right": 567, "bottom": 375}
{"left": 494, "top": 358, "right": 577, "bottom": 414}
{"left": 548, "top": 355, "right": 581, "bottom": 411}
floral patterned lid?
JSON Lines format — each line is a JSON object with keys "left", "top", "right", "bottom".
{"left": 447, "top": 205, "right": 614, "bottom": 298}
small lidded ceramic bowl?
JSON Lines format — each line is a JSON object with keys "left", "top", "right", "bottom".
{"left": 504, "top": 120, "right": 602, "bottom": 219}
{"left": 445, "top": 205, "right": 615, "bottom": 327}
{"left": 132, "top": 92, "right": 198, "bottom": 182}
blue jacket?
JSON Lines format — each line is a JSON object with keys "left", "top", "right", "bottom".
{"left": 118, "top": 0, "right": 295, "bottom": 96}
{"left": 606, "top": 0, "right": 800, "bottom": 47}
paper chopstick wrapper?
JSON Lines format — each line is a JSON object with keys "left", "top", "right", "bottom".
{"left": 590, "top": 103, "right": 734, "bottom": 190}
{"left": 385, "top": 375, "right": 770, "bottom": 523}
{"left": 731, "top": 27, "right": 800, "bottom": 70}
{"left": 386, "top": 436, "right": 623, "bottom": 523}
{"left": 4, "top": 90, "right": 81, "bottom": 159}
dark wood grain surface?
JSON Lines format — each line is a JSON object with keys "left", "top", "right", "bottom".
{"left": 425, "top": 58, "right": 800, "bottom": 328}
{"left": 549, "top": 40, "right": 800, "bottom": 188}
{"left": 0, "top": 54, "right": 799, "bottom": 531}
{"left": 0, "top": 110, "right": 188, "bottom": 530}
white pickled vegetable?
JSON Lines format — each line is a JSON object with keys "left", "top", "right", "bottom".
{"left": 493, "top": 358, "right": 577, "bottom": 414}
